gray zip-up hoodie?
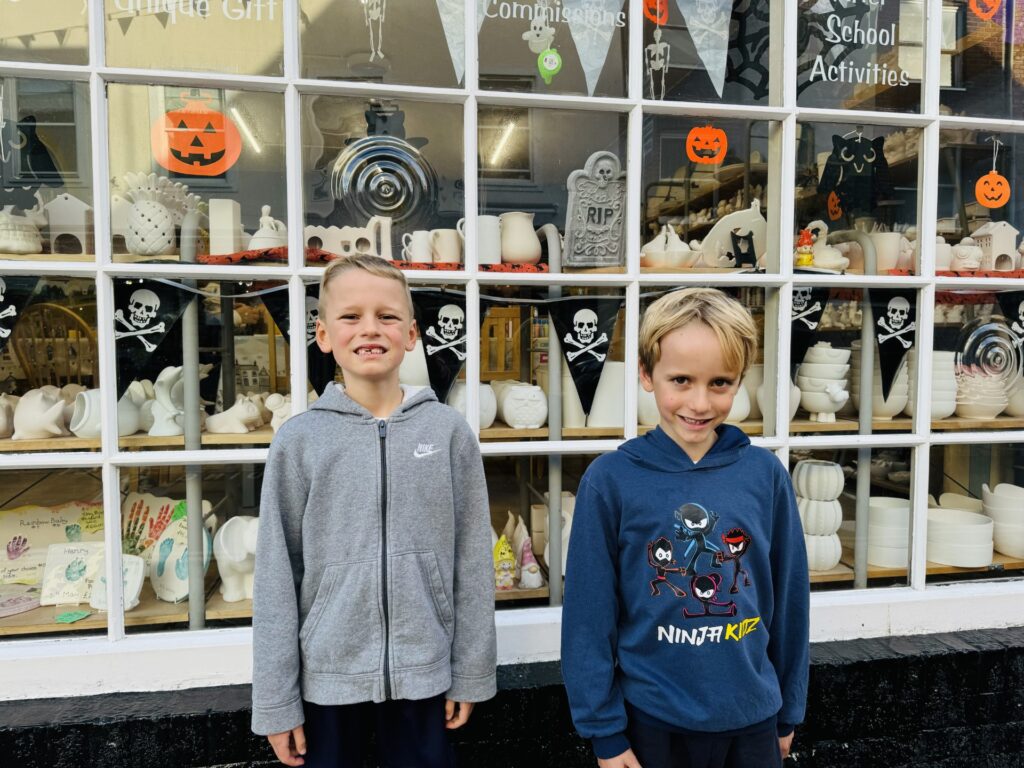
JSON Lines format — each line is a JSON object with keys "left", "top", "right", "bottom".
{"left": 251, "top": 384, "right": 497, "bottom": 736}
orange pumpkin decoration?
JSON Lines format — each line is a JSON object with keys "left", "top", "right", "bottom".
{"left": 643, "top": 0, "right": 668, "bottom": 25}
{"left": 686, "top": 125, "right": 727, "bottom": 165}
{"left": 975, "top": 170, "right": 1011, "bottom": 209}
{"left": 827, "top": 190, "right": 843, "bottom": 221}
{"left": 969, "top": 0, "right": 1002, "bottom": 22}
{"left": 151, "top": 93, "right": 242, "bottom": 177}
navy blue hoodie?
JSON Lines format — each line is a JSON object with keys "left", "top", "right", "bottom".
{"left": 561, "top": 425, "right": 809, "bottom": 760}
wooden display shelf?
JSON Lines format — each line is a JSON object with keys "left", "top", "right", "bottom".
{"left": 839, "top": 547, "right": 1024, "bottom": 580}
{"left": 0, "top": 427, "right": 277, "bottom": 453}
{"left": 0, "top": 252, "right": 95, "bottom": 262}
{"left": 495, "top": 586, "right": 549, "bottom": 602}
{"left": 808, "top": 561, "right": 854, "bottom": 584}
{"left": 480, "top": 420, "right": 625, "bottom": 441}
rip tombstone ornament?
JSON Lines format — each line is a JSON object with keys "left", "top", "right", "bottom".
{"left": 564, "top": 151, "right": 627, "bottom": 268}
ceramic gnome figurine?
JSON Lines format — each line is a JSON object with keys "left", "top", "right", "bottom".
{"left": 794, "top": 229, "right": 814, "bottom": 267}
{"left": 213, "top": 516, "right": 259, "bottom": 602}
{"left": 493, "top": 535, "right": 516, "bottom": 590}
{"left": 206, "top": 396, "right": 262, "bottom": 434}
{"left": 12, "top": 389, "right": 67, "bottom": 440}
{"left": 518, "top": 538, "right": 545, "bottom": 589}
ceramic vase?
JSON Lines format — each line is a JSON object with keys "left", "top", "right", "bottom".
{"left": 797, "top": 497, "right": 843, "bottom": 535}
{"left": 213, "top": 516, "right": 259, "bottom": 602}
{"left": 725, "top": 384, "right": 751, "bottom": 424}
{"left": 587, "top": 362, "right": 625, "bottom": 428}
{"left": 446, "top": 382, "right": 498, "bottom": 429}
{"left": 499, "top": 211, "right": 542, "bottom": 264}
{"left": 743, "top": 364, "right": 764, "bottom": 421}
{"left": 536, "top": 364, "right": 586, "bottom": 429}
{"left": 756, "top": 382, "right": 801, "bottom": 421}
{"left": 791, "top": 460, "right": 844, "bottom": 501}
{"left": 12, "top": 389, "right": 67, "bottom": 440}
{"left": 805, "top": 533, "right": 842, "bottom": 571}
{"left": 399, "top": 339, "right": 430, "bottom": 387}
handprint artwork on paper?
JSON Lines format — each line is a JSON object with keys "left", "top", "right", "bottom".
{"left": 65, "top": 524, "right": 82, "bottom": 542}
{"left": 65, "top": 558, "right": 87, "bottom": 582}
{"left": 6, "top": 535, "right": 29, "bottom": 560}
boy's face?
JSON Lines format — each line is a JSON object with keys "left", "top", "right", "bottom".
{"left": 639, "top": 321, "right": 740, "bottom": 462}
{"left": 315, "top": 270, "right": 417, "bottom": 386}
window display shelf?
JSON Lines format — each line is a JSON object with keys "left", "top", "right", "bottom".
{"left": 495, "top": 586, "right": 549, "bottom": 602}
{"left": 480, "top": 422, "right": 626, "bottom": 441}
{"left": 0, "top": 253, "right": 95, "bottom": 263}
{"left": 808, "top": 562, "right": 854, "bottom": 584}
{"left": 0, "top": 428, "right": 277, "bottom": 453}
{"left": 839, "top": 548, "right": 1024, "bottom": 581}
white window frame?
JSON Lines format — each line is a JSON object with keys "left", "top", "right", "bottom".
{"left": 0, "top": 0, "right": 1021, "bottom": 702}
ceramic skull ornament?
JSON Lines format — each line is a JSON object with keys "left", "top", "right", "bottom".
{"left": 573, "top": 308, "right": 598, "bottom": 345}
{"left": 129, "top": 289, "right": 160, "bottom": 328}
{"left": 437, "top": 304, "right": 464, "bottom": 341}
{"left": 304, "top": 296, "right": 319, "bottom": 346}
{"left": 887, "top": 296, "right": 910, "bottom": 330}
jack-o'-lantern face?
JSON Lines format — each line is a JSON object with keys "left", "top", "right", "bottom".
{"left": 151, "top": 94, "right": 242, "bottom": 177}
{"left": 686, "top": 125, "right": 727, "bottom": 165}
{"left": 969, "top": 0, "right": 1002, "bottom": 22}
{"left": 976, "top": 170, "right": 1011, "bottom": 209}
{"left": 644, "top": 0, "right": 668, "bottom": 25}
{"left": 827, "top": 191, "right": 843, "bottom": 221}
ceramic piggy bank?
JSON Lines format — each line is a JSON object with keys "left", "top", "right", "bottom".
{"left": 213, "top": 516, "right": 259, "bottom": 602}
{"left": 206, "top": 397, "right": 262, "bottom": 434}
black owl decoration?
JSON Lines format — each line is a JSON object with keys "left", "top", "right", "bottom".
{"left": 817, "top": 134, "right": 892, "bottom": 218}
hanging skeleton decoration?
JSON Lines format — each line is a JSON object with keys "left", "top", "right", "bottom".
{"left": 645, "top": 27, "right": 670, "bottom": 100}
{"left": 877, "top": 296, "right": 914, "bottom": 350}
{"left": 564, "top": 308, "right": 608, "bottom": 362}
{"left": 115, "top": 288, "right": 165, "bottom": 353}
{"left": 304, "top": 296, "right": 319, "bottom": 347}
{"left": 426, "top": 304, "right": 466, "bottom": 360}
{"left": 364, "top": 0, "right": 386, "bottom": 62}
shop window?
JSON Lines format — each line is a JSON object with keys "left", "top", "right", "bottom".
{"left": 0, "top": 77, "right": 94, "bottom": 262}
{"left": 898, "top": 1, "right": 959, "bottom": 87}
{"left": 107, "top": 84, "right": 287, "bottom": 267}
{"left": 797, "top": 0, "right": 923, "bottom": 112}
{"left": 0, "top": 0, "right": 88, "bottom": 66}
{"left": 795, "top": 121, "right": 921, "bottom": 275}
{"left": 0, "top": 468, "right": 106, "bottom": 638}
{"left": 479, "top": 105, "right": 532, "bottom": 182}
{"left": 104, "top": 0, "right": 283, "bottom": 77}
{"left": 302, "top": 97, "right": 464, "bottom": 271}
{"left": 641, "top": 116, "right": 774, "bottom": 274}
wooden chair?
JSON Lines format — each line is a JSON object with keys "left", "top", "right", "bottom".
{"left": 11, "top": 303, "right": 97, "bottom": 389}
{"left": 480, "top": 306, "right": 523, "bottom": 382}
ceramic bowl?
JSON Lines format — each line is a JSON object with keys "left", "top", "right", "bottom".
{"left": 853, "top": 392, "right": 909, "bottom": 419}
{"left": 926, "top": 539, "right": 993, "bottom": 568}
{"left": 867, "top": 543, "right": 909, "bottom": 568}
{"left": 984, "top": 505, "right": 1024, "bottom": 525}
{"left": 927, "top": 508, "right": 994, "bottom": 545}
{"left": 797, "top": 497, "right": 843, "bottom": 535}
{"left": 994, "top": 483, "right": 1024, "bottom": 499}
{"left": 800, "top": 390, "right": 849, "bottom": 416}
{"left": 804, "top": 343, "right": 852, "bottom": 364}
{"left": 792, "top": 460, "right": 845, "bottom": 501}
{"left": 868, "top": 523, "right": 910, "bottom": 548}
{"left": 938, "top": 493, "right": 983, "bottom": 512}
{"left": 955, "top": 402, "right": 1004, "bottom": 420}
{"left": 1005, "top": 386, "right": 1024, "bottom": 417}
{"left": 798, "top": 362, "right": 850, "bottom": 380}
{"left": 993, "top": 522, "right": 1024, "bottom": 558}
{"left": 869, "top": 497, "right": 911, "bottom": 526}
{"left": 797, "top": 375, "right": 847, "bottom": 393}
{"left": 982, "top": 484, "right": 1023, "bottom": 512}
{"left": 903, "top": 397, "right": 957, "bottom": 420}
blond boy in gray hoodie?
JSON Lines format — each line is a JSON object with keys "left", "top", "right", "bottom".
{"left": 252, "top": 255, "right": 496, "bottom": 767}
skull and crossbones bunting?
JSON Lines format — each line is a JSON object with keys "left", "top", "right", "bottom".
{"left": 114, "top": 279, "right": 188, "bottom": 398}
{"left": 547, "top": 297, "right": 622, "bottom": 414}
{"left": 0, "top": 277, "right": 38, "bottom": 353}
{"left": 995, "top": 291, "right": 1024, "bottom": 350}
{"left": 260, "top": 284, "right": 339, "bottom": 395}
{"left": 412, "top": 290, "right": 486, "bottom": 403}
{"left": 869, "top": 288, "right": 917, "bottom": 400}
{"left": 789, "top": 286, "right": 831, "bottom": 382}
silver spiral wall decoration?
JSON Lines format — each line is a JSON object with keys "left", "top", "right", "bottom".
{"left": 954, "top": 315, "right": 1023, "bottom": 394}
{"left": 330, "top": 136, "right": 438, "bottom": 228}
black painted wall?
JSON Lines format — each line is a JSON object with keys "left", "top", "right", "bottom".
{"left": 3, "top": 627, "right": 1024, "bottom": 768}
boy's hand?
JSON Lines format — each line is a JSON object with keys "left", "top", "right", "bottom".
{"left": 597, "top": 749, "right": 643, "bottom": 768}
{"left": 444, "top": 699, "right": 474, "bottom": 729}
{"left": 267, "top": 726, "right": 306, "bottom": 766}
{"left": 779, "top": 732, "right": 794, "bottom": 759}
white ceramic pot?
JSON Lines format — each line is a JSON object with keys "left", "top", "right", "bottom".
{"left": 446, "top": 382, "right": 498, "bottom": 429}
{"left": 499, "top": 211, "right": 542, "bottom": 264}
{"left": 994, "top": 483, "right": 1024, "bottom": 499}
{"left": 742, "top": 364, "right": 764, "bottom": 421}
{"left": 797, "top": 497, "right": 843, "bottom": 535}
{"left": 867, "top": 543, "right": 908, "bottom": 568}
{"left": 869, "top": 232, "right": 902, "bottom": 273}
{"left": 867, "top": 523, "right": 909, "bottom": 548}
{"left": 725, "top": 383, "right": 750, "bottom": 424}
{"left": 535, "top": 364, "right": 586, "bottom": 429}
{"left": 927, "top": 508, "right": 994, "bottom": 545}
{"left": 798, "top": 362, "right": 850, "bottom": 379}
{"left": 801, "top": 389, "right": 850, "bottom": 422}
{"left": 792, "top": 460, "right": 844, "bottom": 501}
{"left": 937, "top": 493, "right": 983, "bottom": 513}
{"left": 926, "top": 539, "right": 993, "bottom": 568}
{"left": 756, "top": 382, "right": 800, "bottom": 422}
{"left": 498, "top": 384, "right": 548, "bottom": 429}
{"left": 804, "top": 533, "right": 842, "bottom": 571}
{"left": 993, "top": 522, "right": 1024, "bottom": 558}
{"left": 587, "top": 362, "right": 625, "bottom": 428}
{"left": 804, "top": 343, "right": 852, "bottom": 365}
{"left": 868, "top": 497, "right": 910, "bottom": 526}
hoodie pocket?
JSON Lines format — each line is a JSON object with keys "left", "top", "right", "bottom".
{"left": 300, "top": 560, "right": 381, "bottom": 676}
{"left": 389, "top": 551, "right": 453, "bottom": 670}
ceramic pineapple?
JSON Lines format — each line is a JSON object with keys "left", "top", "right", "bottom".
{"left": 119, "top": 172, "right": 200, "bottom": 256}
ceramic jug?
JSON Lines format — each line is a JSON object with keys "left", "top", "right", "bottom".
{"left": 431, "top": 228, "right": 463, "bottom": 263}
{"left": 499, "top": 211, "right": 542, "bottom": 264}
{"left": 476, "top": 215, "right": 502, "bottom": 265}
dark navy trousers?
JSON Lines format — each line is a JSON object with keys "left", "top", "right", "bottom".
{"left": 626, "top": 715, "right": 784, "bottom": 768}
{"left": 301, "top": 696, "right": 456, "bottom": 768}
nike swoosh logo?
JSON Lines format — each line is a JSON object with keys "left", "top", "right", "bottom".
{"left": 413, "top": 448, "right": 440, "bottom": 458}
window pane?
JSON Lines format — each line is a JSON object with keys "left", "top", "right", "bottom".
{"left": 0, "top": 468, "right": 106, "bottom": 638}
{"left": 0, "top": 0, "right": 88, "bottom": 65}
{"left": 303, "top": 97, "right": 464, "bottom": 270}
{"left": 107, "top": 85, "right": 287, "bottom": 267}
{"left": 104, "top": 0, "right": 283, "bottom": 76}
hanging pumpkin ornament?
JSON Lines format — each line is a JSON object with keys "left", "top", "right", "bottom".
{"left": 975, "top": 138, "right": 1010, "bottom": 209}
{"left": 644, "top": 0, "right": 668, "bottom": 25}
{"left": 969, "top": 0, "right": 1002, "bottom": 22}
{"left": 151, "top": 91, "right": 243, "bottom": 177}
{"left": 686, "top": 124, "right": 728, "bottom": 165}
{"left": 827, "top": 190, "right": 843, "bottom": 221}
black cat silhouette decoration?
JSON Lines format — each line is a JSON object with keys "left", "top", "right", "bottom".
{"left": 817, "top": 134, "right": 892, "bottom": 218}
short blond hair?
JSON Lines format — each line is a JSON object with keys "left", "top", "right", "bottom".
{"left": 318, "top": 254, "right": 414, "bottom": 317}
{"left": 639, "top": 287, "right": 756, "bottom": 377}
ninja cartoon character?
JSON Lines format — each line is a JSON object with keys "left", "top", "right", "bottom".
{"left": 673, "top": 502, "right": 722, "bottom": 574}
{"left": 647, "top": 537, "right": 687, "bottom": 597}
{"left": 683, "top": 573, "right": 737, "bottom": 619}
{"left": 715, "top": 527, "right": 752, "bottom": 594}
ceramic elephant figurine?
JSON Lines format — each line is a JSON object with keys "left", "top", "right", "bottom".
{"left": 213, "top": 516, "right": 259, "bottom": 602}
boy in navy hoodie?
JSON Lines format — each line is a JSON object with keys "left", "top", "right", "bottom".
{"left": 562, "top": 288, "right": 809, "bottom": 768}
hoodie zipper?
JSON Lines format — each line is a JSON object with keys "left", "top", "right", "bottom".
{"left": 378, "top": 418, "right": 392, "bottom": 700}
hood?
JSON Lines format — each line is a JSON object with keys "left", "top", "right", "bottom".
{"left": 619, "top": 424, "right": 750, "bottom": 472}
{"left": 308, "top": 383, "right": 438, "bottom": 421}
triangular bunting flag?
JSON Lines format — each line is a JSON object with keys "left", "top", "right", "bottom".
{"left": 155, "top": 12, "right": 170, "bottom": 28}
{"left": 117, "top": 16, "right": 134, "bottom": 35}
{"left": 54, "top": 29, "right": 68, "bottom": 47}
{"left": 869, "top": 288, "right": 916, "bottom": 400}
{"left": 436, "top": 0, "right": 466, "bottom": 83}
{"left": 260, "top": 284, "right": 338, "bottom": 396}
{"left": 113, "top": 279, "right": 190, "bottom": 398}
{"left": 413, "top": 290, "right": 485, "bottom": 403}
{"left": 790, "top": 284, "right": 831, "bottom": 381}
{"left": 674, "top": 0, "right": 732, "bottom": 96}
{"left": 547, "top": 296, "right": 622, "bottom": 414}
{"left": 563, "top": 0, "right": 621, "bottom": 96}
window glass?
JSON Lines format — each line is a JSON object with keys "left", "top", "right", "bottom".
{"left": 795, "top": 122, "right": 921, "bottom": 275}
{"left": 926, "top": 442, "right": 1024, "bottom": 584}
{"left": 0, "top": 77, "right": 94, "bottom": 262}
{"left": 104, "top": 0, "right": 283, "bottom": 76}
{"left": 640, "top": 0, "right": 772, "bottom": 105}
{"left": 797, "top": 0, "right": 923, "bottom": 112}
{"left": 107, "top": 85, "right": 287, "bottom": 267}
{"left": 478, "top": 106, "right": 628, "bottom": 274}
{"left": 790, "top": 447, "right": 912, "bottom": 592}
{"left": 303, "top": 97, "right": 463, "bottom": 270}
{"left": 0, "top": 468, "right": 105, "bottom": 638}
{"left": 0, "top": 0, "right": 88, "bottom": 65}
{"left": 642, "top": 116, "right": 774, "bottom": 273}
{"left": 479, "top": 0, "right": 628, "bottom": 98}
{"left": 113, "top": 278, "right": 291, "bottom": 452}
{"left": 300, "top": 0, "right": 465, "bottom": 87}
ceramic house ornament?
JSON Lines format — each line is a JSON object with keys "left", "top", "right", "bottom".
{"left": 213, "top": 516, "right": 259, "bottom": 602}
{"left": 42, "top": 193, "right": 92, "bottom": 255}
{"left": 493, "top": 535, "right": 516, "bottom": 591}
{"left": 564, "top": 151, "right": 627, "bottom": 268}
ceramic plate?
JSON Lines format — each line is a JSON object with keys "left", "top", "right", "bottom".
{"left": 149, "top": 518, "right": 211, "bottom": 603}
{"left": 0, "top": 584, "right": 41, "bottom": 618}
{"left": 88, "top": 554, "right": 146, "bottom": 612}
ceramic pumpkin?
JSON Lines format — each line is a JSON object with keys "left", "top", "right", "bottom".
{"left": 804, "top": 533, "right": 842, "bottom": 571}
{"left": 975, "top": 170, "right": 1011, "bottom": 209}
{"left": 151, "top": 94, "right": 242, "bottom": 177}
{"left": 686, "top": 125, "right": 728, "bottom": 165}
{"left": 643, "top": 0, "right": 668, "bottom": 25}
{"left": 969, "top": 0, "right": 1002, "bottom": 22}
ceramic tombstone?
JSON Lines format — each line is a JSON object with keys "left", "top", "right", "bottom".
{"left": 563, "top": 151, "right": 627, "bottom": 268}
